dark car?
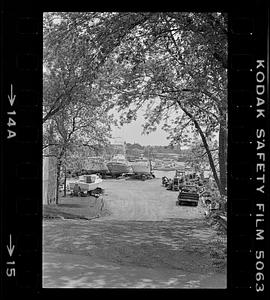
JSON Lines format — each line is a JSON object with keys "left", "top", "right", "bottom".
{"left": 176, "top": 185, "right": 199, "bottom": 206}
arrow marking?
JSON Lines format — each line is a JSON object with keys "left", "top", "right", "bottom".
{"left": 8, "top": 84, "right": 16, "bottom": 106}
{"left": 7, "top": 234, "right": 15, "bottom": 257}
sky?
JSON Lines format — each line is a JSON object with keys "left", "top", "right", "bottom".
{"left": 110, "top": 106, "right": 174, "bottom": 146}
{"left": 109, "top": 105, "right": 205, "bottom": 150}
{"left": 110, "top": 119, "right": 170, "bottom": 146}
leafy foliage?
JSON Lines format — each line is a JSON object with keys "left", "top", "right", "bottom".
{"left": 43, "top": 12, "right": 228, "bottom": 197}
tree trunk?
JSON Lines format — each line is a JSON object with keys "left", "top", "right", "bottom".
{"left": 55, "top": 148, "right": 66, "bottom": 205}
{"left": 218, "top": 114, "right": 227, "bottom": 196}
{"left": 195, "top": 121, "right": 222, "bottom": 194}
{"left": 178, "top": 101, "right": 222, "bottom": 195}
{"left": 64, "top": 166, "right": 67, "bottom": 197}
{"left": 43, "top": 122, "right": 57, "bottom": 205}
{"left": 55, "top": 159, "right": 61, "bottom": 205}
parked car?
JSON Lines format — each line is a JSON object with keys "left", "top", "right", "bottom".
{"left": 162, "top": 176, "right": 169, "bottom": 187}
{"left": 172, "top": 177, "right": 185, "bottom": 191}
{"left": 166, "top": 178, "right": 174, "bottom": 190}
{"left": 176, "top": 185, "right": 199, "bottom": 206}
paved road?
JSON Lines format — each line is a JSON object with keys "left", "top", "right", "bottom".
{"left": 43, "top": 178, "right": 226, "bottom": 288}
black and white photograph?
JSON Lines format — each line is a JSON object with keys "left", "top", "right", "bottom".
{"left": 42, "top": 12, "right": 228, "bottom": 288}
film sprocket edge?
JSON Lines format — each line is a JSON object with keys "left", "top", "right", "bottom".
{"left": 0, "top": 5, "right": 269, "bottom": 296}
{"left": 227, "top": 8, "right": 268, "bottom": 294}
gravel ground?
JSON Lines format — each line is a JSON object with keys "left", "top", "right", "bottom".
{"left": 43, "top": 178, "right": 227, "bottom": 288}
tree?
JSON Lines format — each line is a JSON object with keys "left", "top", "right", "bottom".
{"left": 90, "top": 12, "right": 227, "bottom": 196}
{"left": 43, "top": 12, "right": 228, "bottom": 196}
{"left": 43, "top": 12, "right": 154, "bottom": 123}
{"left": 185, "top": 138, "right": 219, "bottom": 175}
{"left": 43, "top": 12, "right": 122, "bottom": 203}
{"left": 43, "top": 99, "right": 112, "bottom": 204}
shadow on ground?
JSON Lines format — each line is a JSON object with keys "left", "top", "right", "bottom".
{"left": 43, "top": 218, "right": 226, "bottom": 275}
{"left": 43, "top": 252, "right": 226, "bottom": 288}
{"left": 43, "top": 196, "right": 110, "bottom": 220}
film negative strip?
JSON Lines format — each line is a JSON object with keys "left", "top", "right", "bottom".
{"left": 229, "top": 8, "right": 269, "bottom": 295}
{"left": 0, "top": 4, "right": 269, "bottom": 297}
{"left": 1, "top": 10, "right": 43, "bottom": 294}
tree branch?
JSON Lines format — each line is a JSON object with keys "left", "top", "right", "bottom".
{"left": 43, "top": 143, "right": 60, "bottom": 149}
{"left": 176, "top": 98, "right": 221, "bottom": 193}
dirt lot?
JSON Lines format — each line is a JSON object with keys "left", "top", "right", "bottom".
{"left": 43, "top": 178, "right": 226, "bottom": 288}
{"left": 101, "top": 178, "right": 205, "bottom": 220}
